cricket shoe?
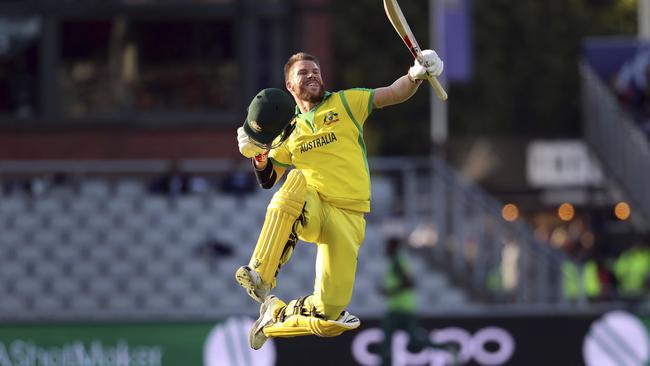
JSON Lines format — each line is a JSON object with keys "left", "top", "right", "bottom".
{"left": 332, "top": 311, "right": 361, "bottom": 330}
{"left": 249, "top": 295, "right": 281, "bottom": 350}
{"left": 235, "top": 265, "right": 271, "bottom": 304}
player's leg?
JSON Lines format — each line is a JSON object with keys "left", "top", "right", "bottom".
{"left": 235, "top": 169, "right": 307, "bottom": 303}
{"left": 235, "top": 213, "right": 304, "bottom": 303}
{"left": 275, "top": 186, "right": 323, "bottom": 276}
{"left": 297, "top": 187, "right": 324, "bottom": 244}
{"left": 249, "top": 206, "right": 365, "bottom": 344}
{"left": 380, "top": 311, "right": 402, "bottom": 366}
{"left": 312, "top": 206, "right": 366, "bottom": 319}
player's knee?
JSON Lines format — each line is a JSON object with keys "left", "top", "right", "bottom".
{"left": 282, "top": 169, "right": 306, "bottom": 194}
{"left": 268, "top": 169, "right": 306, "bottom": 217}
{"left": 285, "top": 168, "right": 305, "bottom": 184}
{"left": 310, "top": 289, "right": 354, "bottom": 320}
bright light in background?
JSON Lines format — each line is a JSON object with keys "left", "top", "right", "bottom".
{"left": 501, "top": 203, "right": 519, "bottom": 222}
{"left": 614, "top": 202, "right": 631, "bottom": 221}
{"left": 558, "top": 203, "right": 575, "bottom": 221}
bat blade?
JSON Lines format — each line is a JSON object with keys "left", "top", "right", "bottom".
{"left": 383, "top": 0, "right": 448, "bottom": 101}
{"left": 383, "top": 0, "right": 421, "bottom": 59}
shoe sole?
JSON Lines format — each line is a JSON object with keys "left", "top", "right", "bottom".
{"left": 249, "top": 297, "right": 276, "bottom": 350}
{"left": 235, "top": 266, "right": 264, "bottom": 303}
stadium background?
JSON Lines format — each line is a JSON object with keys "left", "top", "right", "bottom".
{"left": 1, "top": 0, "right": 650, "bottom": 365}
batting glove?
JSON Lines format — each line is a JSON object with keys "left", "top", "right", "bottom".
{"left": 237, "top": 126, "right": 268, "bottom": 158}
{"left": 408, "top": 49, "right": 444, "bottom": 80}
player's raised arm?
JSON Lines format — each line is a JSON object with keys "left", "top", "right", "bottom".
{"left": 373, "top": 49, "right": 443, "bottom": 109}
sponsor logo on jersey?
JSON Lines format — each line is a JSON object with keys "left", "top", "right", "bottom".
{"left": 299, "top": 132, "right": 338, "bottom": 154}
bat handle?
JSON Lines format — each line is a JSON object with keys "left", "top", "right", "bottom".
{"left": 427, "top": 73, "right": 448, "bottom": 101}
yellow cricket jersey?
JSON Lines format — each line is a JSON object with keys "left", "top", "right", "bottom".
{"left": 269, "top": 89, "right": 375, "bottom": 213}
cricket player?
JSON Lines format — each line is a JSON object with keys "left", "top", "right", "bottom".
{"left": 235, "top": 50, "right": 444, "bottom": 350}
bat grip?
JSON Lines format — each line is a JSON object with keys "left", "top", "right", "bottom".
{"left": 416, "top": 53, "right": 448, "bottom": 101}
{"left": 427, "top": 74, "right": 448, "bottom": 101}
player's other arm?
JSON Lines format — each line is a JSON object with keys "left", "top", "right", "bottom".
{"left": 237, "top": 128, "right": 287, "bottom": 189}
{"left": 252, "top": 154, "right": 286, "bottom": 189}
{"left": 373, "top": 49, "right": 444, "bottom": 109}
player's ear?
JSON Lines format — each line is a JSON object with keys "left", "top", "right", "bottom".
{"left": 285, "top": 80, "right": 293, "bottom": 93}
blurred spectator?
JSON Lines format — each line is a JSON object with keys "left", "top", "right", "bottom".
{"left": 558, "top": 216, "right": 619, "bottom": 302}
{"left": 149, "top": 170, "right": 214, "bottom": 196}
{"left": 583, "top": 248, "right": 618, "bottom": 302}
{"left": 195, "top": 237, "right": 234, "bottom": 270}
{"left": 1, "top": 172, "right": 72, "bottom": 197}
{"left": 220, "top": 169, "right": 256, "bottom": 197}
{"left": 148, "top": 162, "right": 215, "bottom": 196}
{"left": 149, "top": 170, "right": 190, "bottom": 196}
{"left": 186, "top": 175, "right": 213, "bottom": 194}
{"left": 613, "top": 239, "right": 650, "bottom": 303}
{"left": 562, "top": 259, "right": 582, "bottom": 302}
{"left": 561, "top": 250, "right": 617, "bottom": 303}
{"left": 377, "top": 237, "right": 455, "bottom": 365}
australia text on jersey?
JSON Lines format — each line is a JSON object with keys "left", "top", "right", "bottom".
{"left": 299, "top": 132, "right": 338, "bottom": 154}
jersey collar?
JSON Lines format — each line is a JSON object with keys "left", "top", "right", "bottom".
{"left": 295, "top": 91, "right": 332, "bottom": 133}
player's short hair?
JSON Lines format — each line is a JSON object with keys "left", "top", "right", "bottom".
{"left": 284, "top": 52, "right": 321, "bottom": 81}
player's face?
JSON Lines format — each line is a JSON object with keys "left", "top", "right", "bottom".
{"left": 287, "top": 60, "right": 324, "bottom": 103}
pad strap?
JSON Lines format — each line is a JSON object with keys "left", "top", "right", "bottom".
{"left": 263, "top": 312, "right": 360, "bottom": 338}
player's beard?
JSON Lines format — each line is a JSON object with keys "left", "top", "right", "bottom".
{"left": 299, "top": 79, "right": 324, "bottom": 103}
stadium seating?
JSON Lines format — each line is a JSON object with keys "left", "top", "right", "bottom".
{"left": 0, "top": 176, "right": 464, "bottom": 321}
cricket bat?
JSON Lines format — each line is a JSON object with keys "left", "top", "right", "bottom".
{"left": 383, "top": 0, "right": 448, "bottom": 101}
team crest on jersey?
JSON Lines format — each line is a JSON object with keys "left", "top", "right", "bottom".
{"left": 323, "top": 111, "right": 340, "bottom": 126}
{"left": 249, "top": 120, "right": 262, "bottom": 133}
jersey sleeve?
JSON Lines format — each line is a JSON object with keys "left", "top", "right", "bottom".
{"left": 340, "top": 88, "right": 375, "bottom": 127}
{"left": 269, "top": 141, "right": 293, "bottom": 168}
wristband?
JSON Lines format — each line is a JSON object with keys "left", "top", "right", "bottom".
{"left": 252, "top": 158, "right": 277, "bottom": 189}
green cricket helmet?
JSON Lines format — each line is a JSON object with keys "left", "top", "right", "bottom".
{"left": 243, "top": 88, "right": 296, "bottom": 150}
